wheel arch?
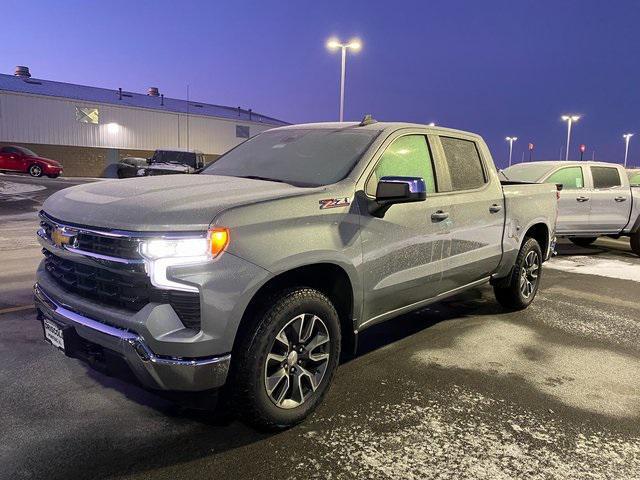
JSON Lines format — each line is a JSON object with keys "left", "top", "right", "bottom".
{"left": 523, "top": 222, "right": 550, "bottom": 258}
{"left": 232, "top": 262, "right": 358, "bottom": 358}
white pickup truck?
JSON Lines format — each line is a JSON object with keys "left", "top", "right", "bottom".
{"left": 504, "top": 161, "right": 640, "bottom": 255}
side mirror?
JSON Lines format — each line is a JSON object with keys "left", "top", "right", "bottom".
{"left": 370, "top": 176, "right": 427, "bottom": 217}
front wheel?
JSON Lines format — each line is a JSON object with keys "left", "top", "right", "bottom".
{"left": 231, "top": 288, "right": 341, "bottom": 430}
{"left": 631, "top": 231, "right": 640, "bottom": 257}
{"left": 494, "top": 237, "right": 543, "bottom": 311}
{"left": 28, "top": 164, "right": 43, "bottom": 177}
{"left": 47, "top": 174, "right": 60, "bottom": 179}
{"left": 569, "top": 237, "right": 598, "bottom": 247}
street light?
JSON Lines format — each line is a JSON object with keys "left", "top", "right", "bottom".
{"left": 623, "top": 133, "right": 634, "bottom": 167}
{"left": 505, "top": 136, "right": 518, "bottom": 166}
{"left": 326, "top": 37, "right": 362, "bottom": 122}
{"left": 561, "top": 114, "right": 580, "bottom": 160}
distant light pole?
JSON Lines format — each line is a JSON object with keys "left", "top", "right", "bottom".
{"left": 326, "top": 38, "right": 362, "bottom": 122}
{"left": 561, "top": 114, "right": 580, "bottom": 160}
{"left": 623, "top": 133, "right": 634, "bottom": 167}
{"left": 505, "top": 136, "right": 518, "bottom": 166}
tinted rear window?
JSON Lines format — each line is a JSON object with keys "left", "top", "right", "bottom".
{"left": 502, "top": 164, "right": 554, "bottom": 182}
{"left": 440, "top": 137, "right": 486, "bottom": 191}
{"left": 591, "top": 167, "right": 621, "bottom": 188}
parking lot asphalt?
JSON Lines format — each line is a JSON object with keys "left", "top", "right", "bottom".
{"left": 1, "top": 176, "right": 640, "bottom": 479}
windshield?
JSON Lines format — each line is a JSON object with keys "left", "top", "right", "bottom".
{"left": 502, "top": 164, "right": 555, "bottom": 182}
{"left": 202, "top": 127, "right": 381, "bottom": 187}
{"left": 150, "top": 150, "right": 197, "bottom": 167}
{"left": 16, "top": 146, "right": 37, "bottom": 157}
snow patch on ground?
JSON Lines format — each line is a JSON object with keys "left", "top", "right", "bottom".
{"left": 547, "top": 256, "right": 640, "bottom": 283}
{"left": 0, "top": 180, "right": 46, "bottom": 195}
{"left": 291, "top": 385, "right": 640, "bottom": 479}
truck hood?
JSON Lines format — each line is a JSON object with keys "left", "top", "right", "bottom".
{"left": 43, "top": 174, "right": 314, "bottom": 231}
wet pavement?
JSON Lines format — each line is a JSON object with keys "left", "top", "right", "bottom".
{"left": 1, "top": 176, "right": 639, "bottom": 479}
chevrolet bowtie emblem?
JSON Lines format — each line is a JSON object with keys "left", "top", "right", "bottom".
{"left": 51, "top": 227, "right": 76, "bottom": 248}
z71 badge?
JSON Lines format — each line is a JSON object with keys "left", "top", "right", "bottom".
{"left": 319, "top": 197, "right": 351, "bottom": 209}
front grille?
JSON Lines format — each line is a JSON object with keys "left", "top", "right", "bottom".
{"left": 146, "top": 169, "right": 185, "bottom": 176}
{"left": 40, "top": 215, "right": 141, "bottom": 260}
{"left": 76, "top": 233, "right": 141, "bottom": 259}
{"left": 43, "top": 250, "right": 201, "bottom": 329}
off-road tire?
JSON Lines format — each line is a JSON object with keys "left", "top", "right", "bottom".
{"left": 569, "top": 237, "right": 598, "bottom": 247}
{"left": 631, "top": 231, "right": 640, "bottom": 257}
{"left": 231, "top": 288, "right": 341, "bottom": 431}
{"left": 494, "top": 237, "right": 543, "bottom": 311}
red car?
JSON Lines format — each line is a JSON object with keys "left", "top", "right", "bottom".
{"left": 0, "top": 145, "right": 63, "bottom": 178}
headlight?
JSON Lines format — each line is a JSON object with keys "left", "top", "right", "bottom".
{"left": 139, "top": 228, "right": 229, "bottom": 292}
{"left": 140, "top": 237, "right": 210, "bottom": 259}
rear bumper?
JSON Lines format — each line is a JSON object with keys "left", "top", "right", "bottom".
{"left": 34, "top": 283, "right": 230, "bottom": 392}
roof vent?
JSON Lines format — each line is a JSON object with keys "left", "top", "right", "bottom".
{"left": 147, "top": 87, "right": 160, "bottom": 97}
{"left": 14, "top": 66, "right": 31, "bottom": 78}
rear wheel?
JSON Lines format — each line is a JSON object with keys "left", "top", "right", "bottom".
{"left": 28, "top": 164, "right": 43, "bottom": 177}
{"left": 231, "top": 288, "right": 341, "bottom": 430}
{"left": 631, "top": 232, "right": 640, "bottom": 257}
{"left": 494, "top": 237, "right": 543, "bottom": 311}
{"left": 569, "top": 237, "right": 598, "bottom": 247}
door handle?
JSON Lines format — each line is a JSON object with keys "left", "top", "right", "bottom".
{"left": 489, "top": 204, "right": 502, "bottom": 213}
{"left": 431, "top": 210, "right": 449, "bottom": 221}
{"left": 614, "top": 197, "right": 627, "bottom": 202}
{"left": 576, "top": 196, "right": 590, "bottom": 202}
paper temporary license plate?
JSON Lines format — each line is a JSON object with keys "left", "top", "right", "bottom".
{"left": 43, "top": 317, "right": 65, "bottom": 352}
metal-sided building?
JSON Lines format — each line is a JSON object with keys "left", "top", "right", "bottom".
{"left": 0, "top": 66, "right": 287, "bottom": 177}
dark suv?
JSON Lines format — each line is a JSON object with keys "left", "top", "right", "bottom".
{"left": 116, "top": 150, "right": 206, "bottom": 178}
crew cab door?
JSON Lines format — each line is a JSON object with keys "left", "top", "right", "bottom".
{"left": 359, "top": 131, "right": 450, "bottom": 324}
{"left": 542, "top": 165, "right": 591, "bottom": 234}
{"left": 434, "top": 135, "right": 504, "bottom": 291}
{"left": 588, "top": 166, "right": 631, "bottom": 232}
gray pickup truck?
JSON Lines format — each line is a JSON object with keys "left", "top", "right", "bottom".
{"left": 34, "top": 121, "right": 558, "bottom": 429}
{"left": 504, "top": 161, "right": 640, "bottom": 255}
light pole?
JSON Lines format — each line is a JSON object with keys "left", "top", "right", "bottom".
{"left": 505, "top": 137, "right": 518, "bottom": 166}
{"left": 326, "top": 38, "right": 362, "bottom": 122}
{"left": 623, "top": 133, "right": 634, "bottom": 167}
{"left": 561, "top": 114, "right": 580, "bottom": 161}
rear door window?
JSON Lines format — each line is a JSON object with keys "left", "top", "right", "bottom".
{"left": 440, "top": 137, "right": 486, "bottom": 191}
{"left": 546, "top": 166, "right": 584, "bottom": 189}
{"left": 591, "top": 167, "right": 621, "bottom": 189}
{"left": 629, "top": 172, "right": 640, "bottom": 186}
{"left": 368, "top": 135, "right": 437, "bottom": 194}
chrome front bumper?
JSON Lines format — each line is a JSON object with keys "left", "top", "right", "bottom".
{"left": 34, "top": 283, "right": 230, "bottom": 392}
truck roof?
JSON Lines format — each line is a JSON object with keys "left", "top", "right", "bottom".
{"left": 507, "top": 160, "right": 624, "bottom": 168}
{"left": 270, "top": 121, "right": 482, "bottom": 139}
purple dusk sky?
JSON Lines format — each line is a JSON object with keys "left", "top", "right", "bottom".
{"left": 2, "top": 0, "right": 639, "bottom": 168}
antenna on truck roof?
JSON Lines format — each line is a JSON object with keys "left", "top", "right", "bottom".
{"left": 359, "top": 114, "right": 377, "bottom": 126}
